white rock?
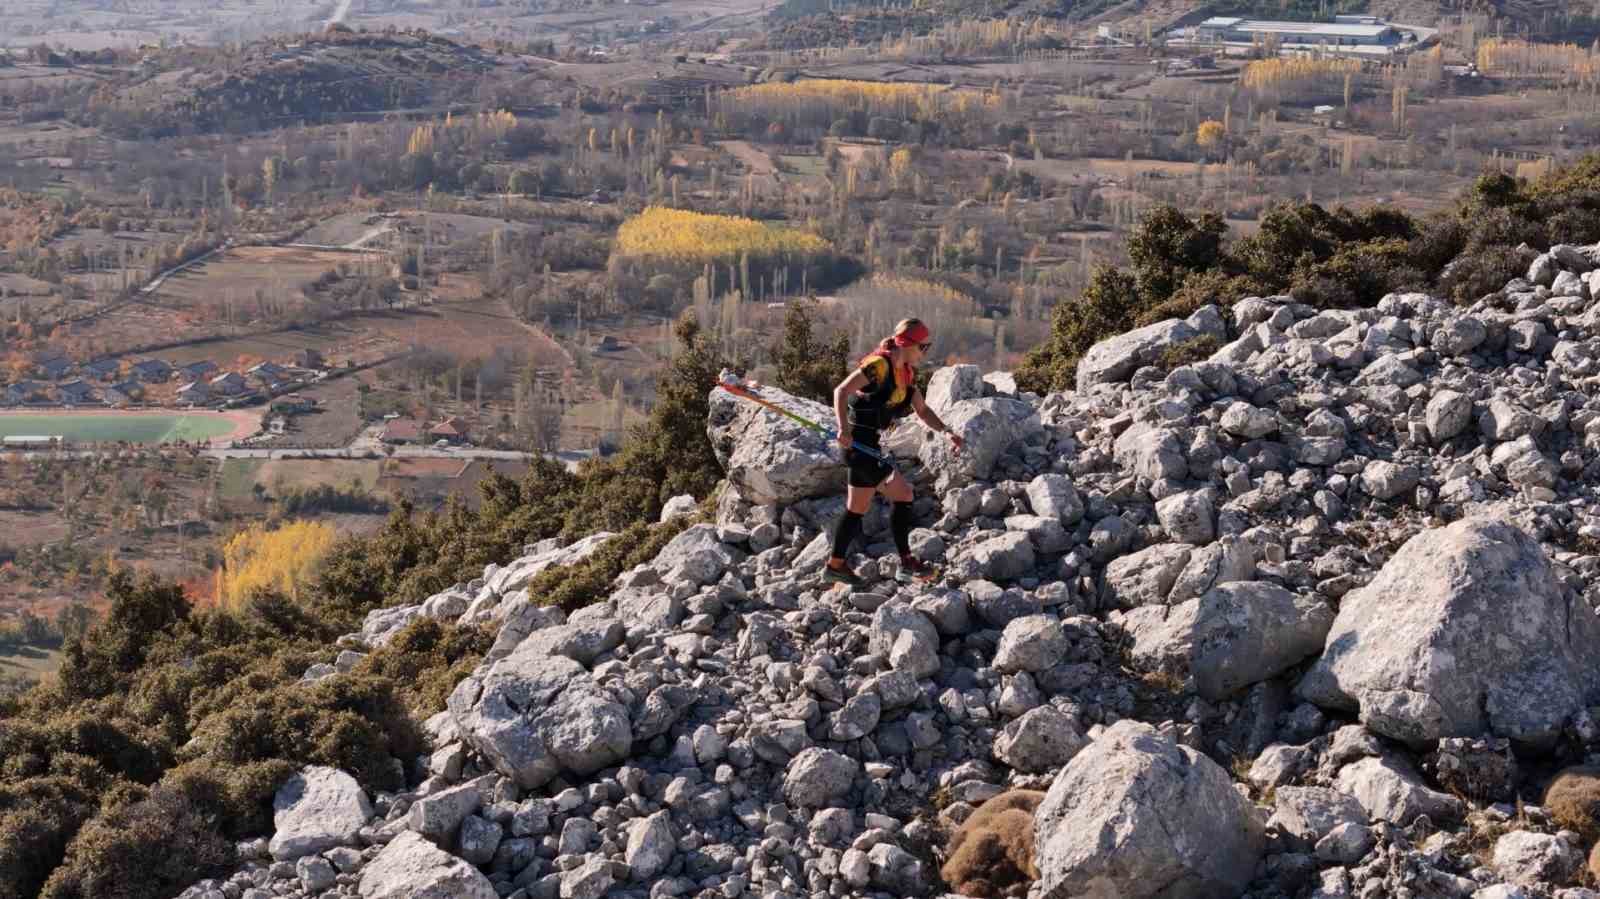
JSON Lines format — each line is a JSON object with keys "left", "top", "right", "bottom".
{"left": 1298, "top": 518, "right": 1600, "bottom": 748}
{"left": 1034, "top": 721, "right": 1265, "bottom": 897}
{"left": 1155, "top": 491, "right": 1215, "bottom": 545}
{"left": 1491, "top": 830, "right": 1583, "bottom": 885}
{"left": 1334, "top": 755, "right": 1464, "bottom": 825}
{"left": 268, "top": 767, "right": 373, "bottom": 862}
{"left": 993, "top": 706, "right": 1087, "bottom": 773}
{"left": 357, "top": 831, "right": 497, "bottom": 899}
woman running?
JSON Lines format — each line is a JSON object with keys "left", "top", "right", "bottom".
{"left": 823, "top": 318, "right": 963, "bottom": 587}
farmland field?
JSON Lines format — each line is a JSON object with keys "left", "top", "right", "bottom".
{"left": 155, "top": 245, "right": 381, "bottom": 309}
{"left": 0, "top": 411, "right": 251, "bottom": 444}
{"left": 0, "top": 646, "right": 63, "bottom": 683}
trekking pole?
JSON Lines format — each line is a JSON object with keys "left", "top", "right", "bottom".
{"left": 715, "top": 379, "right": 892, "bottom": 464}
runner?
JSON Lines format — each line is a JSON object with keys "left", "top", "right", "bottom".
{"left": 823, "top": 318, "right": 963, "bottom": 588}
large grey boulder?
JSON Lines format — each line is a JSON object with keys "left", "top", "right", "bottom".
{"left": 447, "top": 650, "right": 632, "bottom": 790}
{"left": 707, "top": 376, "right": 839, "bottom": 505}
{"left": 784, "top": 748, "right": 857, "bottom": 808}
{"left": 268, "top": 767, "right": 373, "bottom": 861}
{"left": 1025, "top": 473, "right": 1085, "bottom": 524}
{"left": 1492, "top": 831, "right": 1584, "bottom": 885}
{"left": 1034, "top": 721, "right": 1266, "bottom": 898}
{"left": 869, "top": 601, "right": 941, "bottom": 679}
{"left": 1077, "top": 311, "right": 1220, "bottom": 393}
{"left": 650, "top": 524, "right": 746, "bottom": 586}
{"left": 1335, "top": 756, "right": 1465, "bottom": 825}
{"left": 1298, "top": 518, "right": 1600, "bottom": 747}
{"left": 1269, "top": 786, "right": 1370, "bottom": 851}
{"left": 357, "top": 604, "right": 425, "bottom": 649}
{"left": 1119, "top": 581, "right": 1334, "bottom": 701}
{"left": 924, "top": 364, "right": 985, "bottom": 418}
{"left": 475, "top": 532, "right": 616, "bottom": 608}
{"left": 993, "top": 706, "right": 1088, "bottom": 773}
{"left": 357, "top": 831, "right": 497, "bottom": 899}
{"left": 918, "top": 397, "right": 1042, "bottom": 492}
{"left": 1100, "top": 543, "right": 1192, "bottom": 608}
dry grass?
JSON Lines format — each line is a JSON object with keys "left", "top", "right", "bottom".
{"left": 1544, "top": 767, "right": 1600, "bottom": 843}
{"left": 941, "top": 790, "right": 1045, "bottom": 899}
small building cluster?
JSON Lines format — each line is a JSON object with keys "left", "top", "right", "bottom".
{"left": 0, "top": 348, "right": 331, "bottom": 409}
{"left": 380, "top": 415, "right": 473, "bottom": 447}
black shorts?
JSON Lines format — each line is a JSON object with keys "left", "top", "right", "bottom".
{"left": 846, "top": 445, "right": 896, "bottom": 488}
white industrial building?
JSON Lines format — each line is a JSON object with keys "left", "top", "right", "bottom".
{"left": 1171, "top": 15, "right": 1431, "bottom": 57}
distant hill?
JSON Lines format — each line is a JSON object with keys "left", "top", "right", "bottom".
{"left": 83, "top": 29, "right": 514, "bottom": 138}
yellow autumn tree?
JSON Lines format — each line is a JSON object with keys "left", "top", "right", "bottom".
{"left": 1476, "top": 38, "right": 1600, "bottom": 83}
{"left": 1195, "top": 120, "right": 1225, "bottom": 148}
{"left": 1242, "top": 57, "right": 1361, "bottom": 103}
{"left": 615, "top": 206, "right": 830, "bottom": 265}
{"left": 219, "top": 520, "right": 339, "bottom": 607}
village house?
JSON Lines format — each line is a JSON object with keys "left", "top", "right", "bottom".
{"left": 180, "top": 360, "right": 218, "bottom": 380}
{"left": 56, "top": 380, "right": 97, "bottom": 405}
{"left": 380, "top": 418, "right": 425, "bottom": 445}
{"left": 4, "top": 380, "right": 47, "bottom": 405}
{"left": 295, "top": 348, "right": 326, "bottom": 370}
{"left": 105, "top": 380, "right": 145, "bottom": 407}
{"left": 430, "top": 416, "right": 470, "bottom": 445}
{"left": 270, "top": 393, "right": 316, "bottom": 414}
{"left": 176, "top": 381, "right": 210, "bottom": 405}
{"left": 38, "top": 357, "right": 73, "bottom": 381}
{"left": 82, "top": 359, "right": 120, "bottom": 381}
{"left": 131, "top": 359, "right": 173, "bottom": 383}
{"left": 209, "top": 371, "right": 248, "bottom": 396}
{"left": 248, "top": 361, "right": 289, "bottom": 384}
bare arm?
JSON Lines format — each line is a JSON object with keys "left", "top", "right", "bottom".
{"left": 911, "top": 389, "right": 964, "bottom": 451}
{"left": 833, "top": 370, "right": 869, "bottom": 448}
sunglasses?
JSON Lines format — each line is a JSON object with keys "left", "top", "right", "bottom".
{"left": 917, "top": 342, "right": 932, "bottom": 352}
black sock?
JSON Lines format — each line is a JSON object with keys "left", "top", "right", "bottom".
{"left": 830, "top": 510, "right": 864, "bottom": 563}
{"left": 892, "top": 501, "right": 914, "bottom": 559}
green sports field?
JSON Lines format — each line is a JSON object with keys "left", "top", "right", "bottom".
{"left": 0, "top": 413, "right": 239, "bottom": 444}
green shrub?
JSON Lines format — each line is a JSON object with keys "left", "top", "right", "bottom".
{"left": 769, "top": 298, "right": 851, "bottom": 403}
{"left": 182, "top": 674, "right": 422, "bottom": 793}
{"left": 527, "top": 515, "right": 696, "bottom": 613}
{"left": 1156, "top": 335, "right": 1222, "bottom": 372}
{"left": 353, "top": 618, "right": 494, "bottom": 715}
{"left": 40, "top": 775, "right": 235, "bottom": 899}
{"left": 1016, "top": 265, "right": 1139, "bottom": 394}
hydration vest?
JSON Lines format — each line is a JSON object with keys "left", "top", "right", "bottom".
{"left": 847, "top": 351, "right": 916, "bottom": 433}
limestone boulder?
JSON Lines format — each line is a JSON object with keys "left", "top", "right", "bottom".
{"left": 357, "top": 831, "right": 497, "bottom": 899}
{"left": 707, "top": 376, "right": 840, "bottom": 505}
{"left": 447, "top": 650, "right": 632, "bottom": 790}
{"left": 1034, "top": 721, "right": 1265, "bottom": 898}
{"left": 1298, "top": 518, "right": 1600, "bottom": 748}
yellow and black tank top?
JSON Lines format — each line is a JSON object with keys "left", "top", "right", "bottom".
{"left": 848, "top": 353, "right": 916, "bottom": 436}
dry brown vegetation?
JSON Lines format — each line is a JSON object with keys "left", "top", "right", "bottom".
{"left": 940, "top": 789, "right": 1045, "bottom": 898}
{"left": 1545, "top": 766, "right": 1600, "bottom": 843}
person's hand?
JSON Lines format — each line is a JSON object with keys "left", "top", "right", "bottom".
{"left": 837, "top": 432, "right": 852, "bottom": 452}
{"left": 947, "top": 431, "right": 964, "bottom": 452}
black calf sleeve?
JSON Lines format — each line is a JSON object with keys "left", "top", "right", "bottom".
{"left": 831, "top": 510, "right": 864, "bottom": 561}
{"left": 892, "top": 501, "right": 915, "bottom": 558}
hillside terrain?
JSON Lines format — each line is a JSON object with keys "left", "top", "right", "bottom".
{"left": 4, "top": 4, "right": 1600, "bottom": 899}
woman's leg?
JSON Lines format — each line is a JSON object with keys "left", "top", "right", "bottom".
{"left": 878, "top": 472, "right": 916, "bottom": 560}
{"left": 828, "top": 483, "right": 877, "bottom": 569}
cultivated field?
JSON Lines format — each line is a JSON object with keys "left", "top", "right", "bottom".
{"left": 155, "top": 245, "right": 381, "bottom": 309}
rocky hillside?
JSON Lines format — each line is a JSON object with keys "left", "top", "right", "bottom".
{"left": 172, "top": 247, "right": 1600, "bottom": 899}
{"left": 87, "top": 30, "right": 514, "bottom": 138}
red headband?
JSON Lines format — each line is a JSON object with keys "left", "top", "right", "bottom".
{"left": 891, "top": 322, "right": 932, "bottom": 347}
